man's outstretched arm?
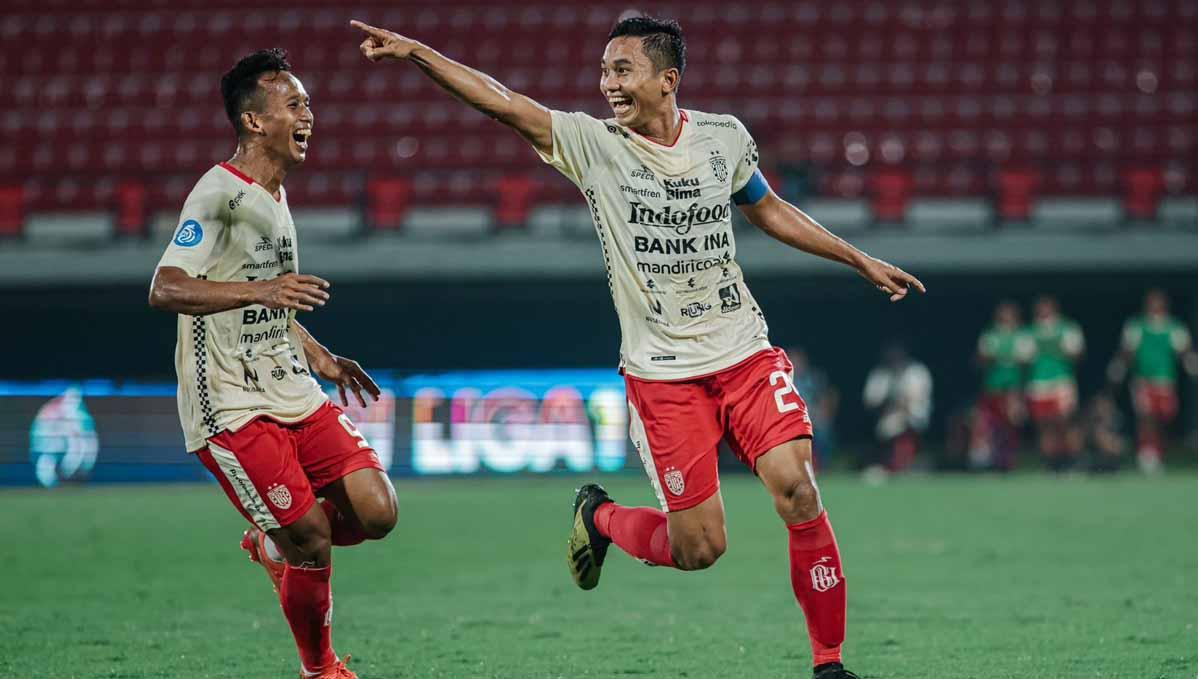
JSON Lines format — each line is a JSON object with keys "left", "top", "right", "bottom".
{"left": 738, "top": 188, "right": 926, "bottom": 303}
{"left": 351, "top": 20, "right": 553, "bottom": 156}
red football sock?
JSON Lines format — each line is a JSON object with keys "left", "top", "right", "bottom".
{"left": 320, "top": 500, "right": 368, "bottom": 547}
{"left": 280, "top": 564, "right": 337, "bottom": 674}
{"left": 595, "top": 502, "right": 676, "bottom": 568}
{"left": 788, "top": 511, "right": 847, "bottom": 666}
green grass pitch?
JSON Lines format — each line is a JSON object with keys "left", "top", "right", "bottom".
{"left": 2, "top": 473, "right": 1196, "bottom": 678}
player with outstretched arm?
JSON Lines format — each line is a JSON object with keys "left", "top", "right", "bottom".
{"left": 351, "top": 16, "right": 924, "bottom": 678}
{"left": 148, "top": 49, "right": 397, "bottom": 679}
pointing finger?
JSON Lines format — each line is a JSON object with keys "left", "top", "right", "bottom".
{"left": 350, "top": 20, "right": 388, "bottom": 39}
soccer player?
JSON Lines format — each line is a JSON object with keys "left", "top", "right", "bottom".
{"left": 1024, "top": 296, "right": 1085, "bottom": 471}
{"left": 351, "top": 17, "right": 924, "bottom": 678}
{"left": 972, "top": 301, "right": 1033, "bottom": 470}
{"left": 148, "top": 49, "right": 397, "bottom": 679}
{"left": 1108, "top": 290, "right": 1198, "bottom": 473}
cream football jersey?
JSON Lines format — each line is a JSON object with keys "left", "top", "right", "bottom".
{"left": 156, "top": 163, "right": 326, "bottom": 451}
{"left": 538, "top": 109, "right": 771, "bottom": 379}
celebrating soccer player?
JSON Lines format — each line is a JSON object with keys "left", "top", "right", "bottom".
{"left": 1024, "top": 296, "right": 1086, "bottom": 471}
{"left": 148, "top": 49, "right": 397, "bottom": 679}
{"left": 973, "top": 301, "right": 1033, "bottom": 470}
{"left": 351, "top": 16, "right": 924, "bottom": 678}
{"left": 1108, "top": 289, "right": 1198, "bottom": 473}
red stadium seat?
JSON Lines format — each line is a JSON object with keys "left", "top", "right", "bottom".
{"left": 0, "top": 186, "right": 23, "bottom": 237}
{"left": 1123, "top": 167, "right": 1165, "bottom": 220}
{"left": 367, "top": 177, "right": 412, "bottom": 232}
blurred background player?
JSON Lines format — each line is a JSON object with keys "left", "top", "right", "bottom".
{"left": 1108, "top": 289, "right": 1198, "bottom": 473}
{"left": 351, "top": 14, "right": 927, "bottom": 679}
{"left": 862, "top": 343, "right": 933, "bottom": 477}
{"left": 786, "top": 347, "right": 840, "bottom": 469}
{"left": 1083, "top": 392, "right": 1130, "bottom": 473}
{"left": 970, "top": 301, "right": 1032, "bottom": 471}
{"left": 1025, "top": 296, "right": 1085, "bottom": 471}
{"left": 147, "top": 49, "right": 397, "bottom": 679}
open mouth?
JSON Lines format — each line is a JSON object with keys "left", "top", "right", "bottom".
{"left": 292, "top": 129, "right": 311, "bottom": 150}
{"left": 609, "top": 97, "right": 633, "bottom": 117}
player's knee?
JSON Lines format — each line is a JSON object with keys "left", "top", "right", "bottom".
{"left": 774, "top": 477, "right": 821, "bottom": 523}
{"left": 360, "top": 500, "right": 398, "bottom": 540}
{"left": 673, "top": 535, "right": 726, "bottom": 571}
{"left": 285, "top": 521, "right": 332, "bottom": 563}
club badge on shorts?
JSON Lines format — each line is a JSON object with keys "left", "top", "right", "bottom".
{"left": 267, "top": 483, "right": 293, "bottom": 510}
{"left": 810, "top": 556, "right": 841, "bottom": 592}
{"left": 663, "top": 467, "right": 685, "bottom": 496}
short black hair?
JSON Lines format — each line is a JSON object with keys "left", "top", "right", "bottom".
{"left": 608, "top": 16, "right": 686, "bottom": 76}
{"left": 220, "top": 48, "right": 292, "bottom": 136}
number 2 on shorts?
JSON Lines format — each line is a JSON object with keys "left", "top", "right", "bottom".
{"left": 338, "top": 413, "right": 370, "bottom": 448}
{"left": 769, "top": 370, "right": 801, "bottom": 413}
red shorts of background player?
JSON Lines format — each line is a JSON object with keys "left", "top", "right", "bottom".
{"left": 195, "top": 401, "right": 384, "bottom": 531}
{"left": 1133, "top": 380, "right": 1179, "bottom": 421}
{"left": 1027, "top": 382, "right": 1077, "bottom": 422}
{"left": 625, "top": 347, "right": 813, "bottom": 513}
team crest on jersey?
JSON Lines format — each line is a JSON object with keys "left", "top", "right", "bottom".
{"left": 267, "top": 483, "right": 293, "bottom": 510}
{"left": 663, "top": 467, "right": 685, "bottom": 496}
{"left": 174, "top": 220, "right": 203, "bottom": 247}
{"left": 810, "top": 556, "right": 841, "bottom": 592}
{"left": 709, "top": 152, "right": 728, "bottom": 184}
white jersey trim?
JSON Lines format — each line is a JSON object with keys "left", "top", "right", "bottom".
{"left": 628, "top": 401, "right": 669, "bottom": 511}
{"left": 207, "top": 441, "right": 280, "bottom": 531}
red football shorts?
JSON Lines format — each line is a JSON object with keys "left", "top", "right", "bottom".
{"left": 1133, "top": 380, "right": 1179, "bottom": 421}
{"left": 624, "top": 347, "right": 814, "bottom": 512}
{"left": 1027, "top": 382, "right": 1077, "bottom": 422}
{"left": 196, "top": 401, "right": 384, "bottom": 531}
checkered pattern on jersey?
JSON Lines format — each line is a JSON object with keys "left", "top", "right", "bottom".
{"left": 191, "top": 315, "right": 217, "bottom": 437}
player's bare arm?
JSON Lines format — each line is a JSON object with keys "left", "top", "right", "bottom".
{"left": 738, "top": 191, "right": 926, "bottom": 303}
{"left": 350, "top": 20, "right": 553, "bottom": 155}
{"left": 148, "top": 267, "right": 330, "bottom": 315}
{"left": 291, "top": 320, "right": 380, "bottom": 408}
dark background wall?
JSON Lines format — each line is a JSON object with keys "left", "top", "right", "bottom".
{"left": 6, "top": 269, "right": 1197, "bottom": 447}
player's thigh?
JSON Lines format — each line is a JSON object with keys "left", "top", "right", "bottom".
{"left": 296, "top": 403, "right": 387, "bottom": 492}
{"left": 318, "top": 467, "right": 399, "bottom": 538}
{"left": 197, "top": 419, "right": 316, "bottom": 532}
{"left": 625, "top": 375, "right": 723, "bottom": 513}
{"left": 719, "top": 348, "right": 814, "bottom": 472}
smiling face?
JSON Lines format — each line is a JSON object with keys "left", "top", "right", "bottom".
{"left": 243, "top": 71, "right": 313, "bottom": 165}
{"left": 600, "top": 36, "right": 678, "bottom": 128}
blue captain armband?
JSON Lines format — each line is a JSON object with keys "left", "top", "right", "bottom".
{"left": 732, "top": 169, "right": 770, "bottom": 205}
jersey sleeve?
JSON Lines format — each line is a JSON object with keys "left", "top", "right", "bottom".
{"left": 1121, "top": 320, "right": 1141, "bottom": 351}
{"left": 536, "top": 110, "right": 606, "bottom": 187}
{"left": 1171, "top": 323, "right": 1192, "bottom": 353}
{"left": 1062, "top": 321, "right": 1085, "bottom": 356}
{"left": 156, "top": 176, "right": 229, "bottom": 277}
{"left": 729, "top": 116, "right": 761, "bottom": 194}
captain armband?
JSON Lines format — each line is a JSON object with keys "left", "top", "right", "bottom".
{"left": 731, "top": 169, "right": 769, "bottom": 205}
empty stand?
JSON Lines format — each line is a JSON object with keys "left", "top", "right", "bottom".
{"left": 0, "top": 0, "right": 1194, "bottom": 234}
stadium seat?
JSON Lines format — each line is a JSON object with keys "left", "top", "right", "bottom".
{"left": 0, "top": 186, "right": 23, "bottom": 237}
{"left": 24, "top": 212, "right": 115, "bottom": 245}
{"left": 402, "top": 206, "right": 492, "bottom": 239}
{"left": 797, "top": 199, "right": 870, "bottom": 234}
{"left": 291, "top": 207, "right": 361, "bottom": 241}
{"left": 1032, "top": 198, "right": 1123, "bottom": 231}
{"left": 1158, "top": 196, "right": 1198, "bottom": 230}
